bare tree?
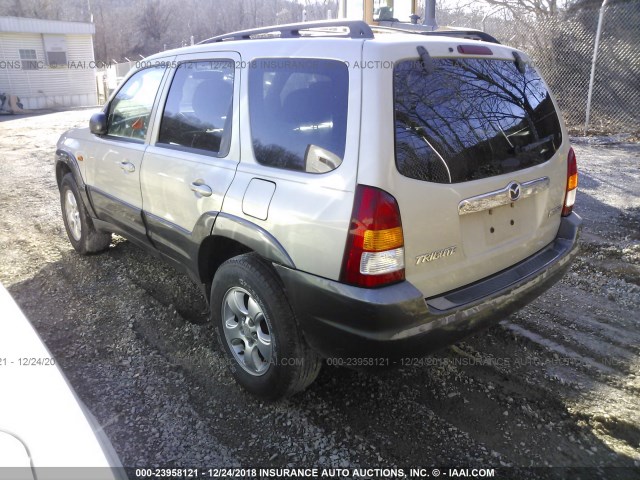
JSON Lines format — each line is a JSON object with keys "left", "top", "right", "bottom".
{"left": 4, "top": 0, "right": 71, "bottom": 20}
{"left": 480, "top": 0, "right": 571, "bottom": 18}
{"left": 0, "top": 0, "right": 334, "bottom": 61}
{"left": 137, "top": 0, "right": 172, "bottom": 54}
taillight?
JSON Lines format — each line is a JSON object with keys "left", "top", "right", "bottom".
{"left": 340, "top": 185, "right": 405, "bottom": 288}
{"left": 562, "top": 147, "right": 578, "bottom": 217}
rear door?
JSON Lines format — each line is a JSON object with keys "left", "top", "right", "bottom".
{"left": 140, "top": 52, "right": 240, "bottom": 268}
{"left": 360, "top": 40, "right": 569, "bottom": 297}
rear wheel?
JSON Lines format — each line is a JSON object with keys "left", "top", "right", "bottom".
{"left": 60, "top": 174, "right": 111, "bottom": 254}
{"left": 211, "top": 253, "right": 322, "bottom": 400}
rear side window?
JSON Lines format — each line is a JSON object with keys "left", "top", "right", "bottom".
{"left": 394, "top": 58, "right": 562, "bottom": 184}
{"left": 159, "top": 60, "right": 234, "bottom": 156}
{"left": 249, "top": 59, "right": 349, "bottom": 173}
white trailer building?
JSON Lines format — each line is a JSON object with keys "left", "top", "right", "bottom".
{"left": 0, "top": 16, "right": 98, "bottom": 109}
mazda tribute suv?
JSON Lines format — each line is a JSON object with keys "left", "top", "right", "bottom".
{"left": 55, "top": 20, "right": 581, "bottom": 399}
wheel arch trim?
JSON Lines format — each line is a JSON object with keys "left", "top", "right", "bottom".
{"left": 210, "top": 212, "right": 295, "bottom": 270}
{"left": 55, "top": 149, "right": 98, "bottom": 218}
{"left": 55, "top": 149, "right": 84, "bottom": 188}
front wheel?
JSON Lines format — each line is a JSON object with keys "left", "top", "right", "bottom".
{"left": 60, "top": 174, "right": 111, "bottom": 254}
{"left": 211, "top": 253, "right": 322, "bottom": 400}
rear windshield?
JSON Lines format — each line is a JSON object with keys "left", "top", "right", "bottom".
{"left": 394, "top": 58, "right": 562, "bottom": 184}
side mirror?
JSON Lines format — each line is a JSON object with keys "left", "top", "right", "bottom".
{"left": 90, "top": 112, "right": 107, "bottom": 135}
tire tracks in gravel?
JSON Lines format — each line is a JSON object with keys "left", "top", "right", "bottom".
{"left": 121, "top": 245, "right": 384, "bottom": 468}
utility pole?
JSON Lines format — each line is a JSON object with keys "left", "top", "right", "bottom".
{"left": 584, "top": 0, "right": 608, "bottom": 135}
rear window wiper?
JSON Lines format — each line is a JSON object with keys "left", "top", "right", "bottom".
{"left": 417, "top": 46, "right": 434, "bottom": 74}
{"left": 515, "top": 134, "right": 555, "bottom": 153}
{"left": 512, "top": 51, "right": 526, "bottom": 74}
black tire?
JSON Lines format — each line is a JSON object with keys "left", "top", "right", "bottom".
{"left": 60, "top": 174, "right": 111, "bottom": 255}
{"left": 211, "top": 253, "right": 322, "bottom": 400}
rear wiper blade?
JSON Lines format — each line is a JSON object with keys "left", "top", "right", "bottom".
{"left": 517, "top": 134, "right": 555, "bottom": 153}
{"left": 417, "top": 46, "right": 434, "bottom": 74}
{"left": 512, "top": 51, "right": 526, "bottom": 74}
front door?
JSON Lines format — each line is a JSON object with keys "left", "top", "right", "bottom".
{"left": 86, "top": 65, "right": 167, "bottom": 246}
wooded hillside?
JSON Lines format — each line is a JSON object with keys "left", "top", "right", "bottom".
{"left": 0, "top": 0, "right": 337, "bottom": 62}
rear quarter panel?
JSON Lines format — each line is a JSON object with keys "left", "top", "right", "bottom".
{"left": 221, "top": 39, "right": 364, "bottom": 280}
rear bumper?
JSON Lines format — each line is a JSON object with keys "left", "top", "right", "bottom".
{"left": 276, "top": 212, "right": 582, "bottom": 359}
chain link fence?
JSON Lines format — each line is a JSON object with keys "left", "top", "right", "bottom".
{"left": 447, "top": 3, "right": 639, "bottom": 135}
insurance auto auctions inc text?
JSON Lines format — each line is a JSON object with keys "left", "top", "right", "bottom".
{"left": 245, "top": 467, "right": 495, "bottom": 478}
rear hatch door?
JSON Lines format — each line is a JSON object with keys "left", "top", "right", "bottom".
{"left": 360, "top": 38, "right": 569, "bottom": 297}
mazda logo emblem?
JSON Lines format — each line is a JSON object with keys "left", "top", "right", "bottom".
{"left": 508, "top": 182, "right": 521, "bottom": 201}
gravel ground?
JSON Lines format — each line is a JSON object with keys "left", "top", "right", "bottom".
{"left": 0, "top": 110, "right": 638, "bottom": 479}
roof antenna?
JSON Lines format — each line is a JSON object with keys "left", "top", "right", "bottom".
{"left": 417, "top": 46, "right": 434, "bottom": 74}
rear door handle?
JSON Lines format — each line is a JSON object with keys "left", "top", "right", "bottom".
{"left": 190, "top": 181, "right": 212, "bottom": 197}
{"left": 119, "top": 161, "right": 135, "bottom": 173}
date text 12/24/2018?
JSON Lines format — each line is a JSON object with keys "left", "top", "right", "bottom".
{"left": 0, "top": 357, "right": 56, "bottom": 366}
{"left": 132, "top": 467, "right": 496, "bottom": 478}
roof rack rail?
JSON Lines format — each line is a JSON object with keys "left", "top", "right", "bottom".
{"left": 372, "top": 25, "right": 501, "bottom": 45}
{"left": 199, "top": 20, "right": 374, "bottom": 44}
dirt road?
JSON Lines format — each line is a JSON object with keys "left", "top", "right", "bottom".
{"left": 0, "top": 110, "right": 638, "bottom": 479}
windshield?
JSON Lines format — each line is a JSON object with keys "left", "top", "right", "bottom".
{"left": 394, "top": 58, "right": 563, "bottom": 184}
